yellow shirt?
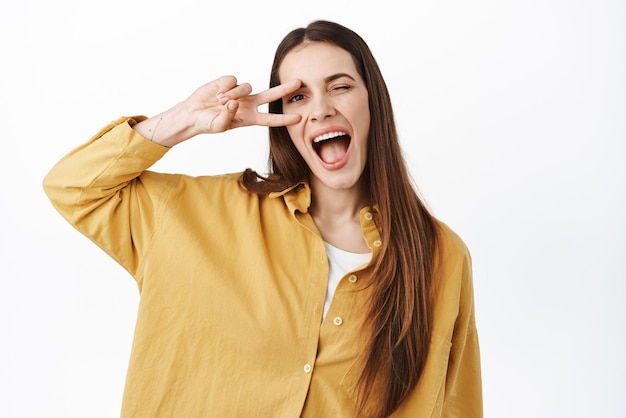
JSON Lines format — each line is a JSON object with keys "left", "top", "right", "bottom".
{"left": 43, "top": 117, "right": 482, "bottom": 417}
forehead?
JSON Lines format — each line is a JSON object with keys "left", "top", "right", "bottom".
{"left": 278, "top": 42, "right": 360, "bottom": 82}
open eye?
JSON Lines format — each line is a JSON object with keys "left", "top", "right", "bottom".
{"left": 288, "top": 93, "right": 305, "bottom": 103}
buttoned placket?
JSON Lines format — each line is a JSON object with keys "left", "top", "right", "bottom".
{"left": 298, "top": 231, "right": 328, "bottom": 386}
{"left": 280, "top": 190, "right": 383, "bottom": 414}
{"left": 278, "top": 191, "right": 330, "bottom": 414}
{"left": 316, "top": 205, "right": 380, "bottom": 338}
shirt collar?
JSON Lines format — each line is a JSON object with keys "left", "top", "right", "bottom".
{"left": 268, "top": 181, "right": 311, "bottom": 214}
{"left": 270, "top": 182, "right": 383, "bottom": 260}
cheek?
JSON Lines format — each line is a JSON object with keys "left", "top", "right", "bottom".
{"left": 286, "top": 126, "right": 297, "bottom": 144}
{"left": 362, "top": 102, "right": 371, "bottom": 128}
{"left": 286, "top": 122, "right": 305, "bottom": 143}
{"left": 357, "top": 107, "right": 371, "bottom": 144}
{"left": 286, "top": 126, "right": 306, "bottom": 155}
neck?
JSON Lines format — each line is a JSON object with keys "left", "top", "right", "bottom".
{"left": 308, "top": 177, "right": 371, "bottom": 254}
{"left": 309, "top": 178, "right": 367, "bottom": 221}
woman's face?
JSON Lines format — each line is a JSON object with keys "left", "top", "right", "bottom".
{"left": 279, "top": 42, "right": 370, "bottom": 194}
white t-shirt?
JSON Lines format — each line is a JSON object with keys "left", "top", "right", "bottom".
{"left": 323, "top": 242, "right": 372, "bottom": 320}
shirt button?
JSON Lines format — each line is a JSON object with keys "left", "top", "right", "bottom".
{"left": 303, "top": 363, "right": 312, "bottom": 373}
{"left": 333, "top": 317, "right": 343, "bottom": 326}
{"left": 364, "top": 212, "right": 373, "bottom": 221}
{"left": 373, "top": 239, "right": 382, "bottom": 247}
{"left": 348, "top": 274, "right": 358, "bottom": 283}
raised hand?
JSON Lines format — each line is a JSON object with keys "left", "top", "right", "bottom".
{"left": 194, "top": 76, "right": 302, "bottom": 133}
{"left": 134, "top": 76, "right": 302, "bottom": 147}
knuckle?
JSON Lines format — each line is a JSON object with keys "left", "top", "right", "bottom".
{"left": 219, "top": 75, "right": 237, "bottom": 87}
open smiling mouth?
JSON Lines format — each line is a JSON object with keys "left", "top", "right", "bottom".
{"left": 313, "top": 131, "right": 351, "bottom": 164}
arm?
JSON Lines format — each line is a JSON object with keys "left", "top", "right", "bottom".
{"left": 443, "top": 249, "right": 483, "bottom": 417}
{"left": 42, "top": 77, "right": 302, "bottom": 276}
{"left": 43, "top": 118, "right": 169, "bottom": 276}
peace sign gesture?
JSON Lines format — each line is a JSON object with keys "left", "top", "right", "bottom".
{"left": 134, "top": 76, "right": 302, "bottom": 147}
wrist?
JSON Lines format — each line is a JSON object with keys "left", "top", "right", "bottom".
{"left": 133, "top": 101, "right": 197, "bottom": 147}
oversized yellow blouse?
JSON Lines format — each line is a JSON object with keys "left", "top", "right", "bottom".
{"left": 43, "top": 117, "right": 482, "bottom": 417}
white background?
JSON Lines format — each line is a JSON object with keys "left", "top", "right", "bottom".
{"left": 1, "top": 0, "right": 624, "bottom": 417}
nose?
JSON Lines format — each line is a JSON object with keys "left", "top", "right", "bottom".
{"left": 309, "top": 95, "right": 336, "bottom": 122}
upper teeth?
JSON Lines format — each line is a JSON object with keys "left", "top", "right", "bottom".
{"left": 313, "top": 131, "right": 345, "bottom": 143}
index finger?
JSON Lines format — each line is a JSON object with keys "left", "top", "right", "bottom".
{"left": 256, "top": 112, "right": 301, "bottom": 128}
{"left": 253, "top": 79, "right": 302, "bottom": 106}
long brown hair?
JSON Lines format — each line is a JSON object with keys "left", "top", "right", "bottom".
{"left": 240, "top": 20, "right": 439, "bottom": 418}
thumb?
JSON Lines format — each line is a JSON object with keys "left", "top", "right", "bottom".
{"left": 211, "top": 100, "right": 239, "bottom": 132}
{"left": 226, "top": 99, "right": 239, "bottom": 113}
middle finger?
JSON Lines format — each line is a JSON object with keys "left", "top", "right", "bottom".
{"left": 252, "top": 79, "right": 302, "bottom": 106}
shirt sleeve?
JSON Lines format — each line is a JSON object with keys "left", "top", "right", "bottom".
{"left": 443, "top": 246, "right": 483, "bottom": 417}
{"left": 42, "top": 116, "right": 172, "bottom": 278}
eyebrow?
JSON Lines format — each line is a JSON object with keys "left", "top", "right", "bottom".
{"left": 299, "top": 73, "right": 356, "bottom": 88}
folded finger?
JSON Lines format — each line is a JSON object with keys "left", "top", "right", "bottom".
{"left": 215, "top": 76, "right": 238, "bottom": 95}
{"left": 210, "top": 100, "right": 240, "bottom": 132}
{"left": 218, "top": 82, "right": 253, "bottom": 104}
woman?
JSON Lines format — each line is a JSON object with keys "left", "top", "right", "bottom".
{"left": 44, "top": 20, "right": 482, "bottom": 418}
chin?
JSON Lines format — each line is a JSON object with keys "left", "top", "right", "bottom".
{"left": 318, "top": 173, "right": 363, "bottom": 191}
